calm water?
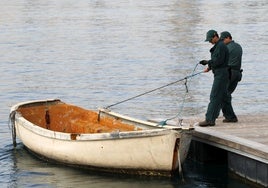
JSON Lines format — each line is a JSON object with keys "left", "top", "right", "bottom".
{"left": 1, "top": 0, "right": 268, "bottom": 187}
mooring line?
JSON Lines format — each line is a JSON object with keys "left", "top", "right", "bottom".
{"left": 9, "top": 110, "right": 17, "bottom": 147}
{"left": 105, "top": 69, "right": 204, "bottom": 109}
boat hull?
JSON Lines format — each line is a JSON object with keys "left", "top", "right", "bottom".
{"left": 10, "top": 99, "right": 192, "bottom": 176}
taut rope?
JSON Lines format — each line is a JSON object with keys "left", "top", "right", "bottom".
{"left": 105, "top": 64, "right": 203, "bottom": 110}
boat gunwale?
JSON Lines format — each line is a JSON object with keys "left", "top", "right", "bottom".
{"left": 98, "top": 108, "right": 186, "bottom": 131}
{"left": 10, "top": 99, "right": 61, "bottom": 112}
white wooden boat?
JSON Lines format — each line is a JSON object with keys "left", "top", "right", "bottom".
{"left": 9, "top": 99, "right": 193, "bottom": 176}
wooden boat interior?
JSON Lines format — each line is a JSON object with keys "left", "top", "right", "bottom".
{"left": 17, "top": 100, "right": 141, "bottom": 134}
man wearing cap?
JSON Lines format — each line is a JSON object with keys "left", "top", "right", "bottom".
{"left": 198, "top": 29, "right": 236, "bottom": 126}
{"left": 220, "top": 31, "right": 243, "bottom": 122}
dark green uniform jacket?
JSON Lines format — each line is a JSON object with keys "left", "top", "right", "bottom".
{"left": 227, "top": 40, "right": 242, "bottom": 70}
{"left": 208, "top": 40, "right": 229, "bottom": 71}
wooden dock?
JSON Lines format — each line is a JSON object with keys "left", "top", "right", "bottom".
{"left": 184, "top": 114, "right": 268, "bottom": 187}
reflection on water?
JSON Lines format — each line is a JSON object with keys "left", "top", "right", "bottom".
{"left": 6, "top": 144, "right": 250, "bottom": 188}
{"left": 7, "top": 145, "right": 181, "bottom": 188}
{"left": 0, "top": 0, "right": 267, "bottom": 187}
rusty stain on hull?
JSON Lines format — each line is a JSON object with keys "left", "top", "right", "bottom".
{"left": 172, "top": 138, "right": 180, "bottom": 170}
{"left": 17, "top": 102, "right": 140, "bottom": 134}
{"left": 70, "top": 133, "right": 80, "bottom": 140}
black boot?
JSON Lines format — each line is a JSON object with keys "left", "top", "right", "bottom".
{"left": 199, "top": 120, "right": 215, "bottom": 127}
{"left": 223, "top": 117, "right": 238, "bottom": 123}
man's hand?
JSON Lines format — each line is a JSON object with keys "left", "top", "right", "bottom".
{"left": 199, "top": 60, "right": 208, "bottom": 65}
{"left": 204, "top": 67, "right": 210, "bottom": 72}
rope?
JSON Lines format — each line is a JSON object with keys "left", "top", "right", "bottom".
{"left": 9, "top": 110, "right": 17, "bottom": 147}
{"left": 158, "top": 63, "right": 200, "bottom": 126}
{"left": 105, "top": 65, "right": 203, "bottom": 109}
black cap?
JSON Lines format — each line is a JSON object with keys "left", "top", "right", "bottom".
{"left": 220, "top": 31, "right": 232, "bottom": 39}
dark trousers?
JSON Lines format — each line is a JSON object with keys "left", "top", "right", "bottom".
{"left": 222, "top": 69, "right": 242, "bottom": 119}
{"left": 206, "top": 68, "right": 231, "bottom": 123}
{"left": 228, "top": 69, "right": 242, "bottom": 94}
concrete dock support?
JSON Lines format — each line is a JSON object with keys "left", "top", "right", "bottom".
{"left": 229, "top": 152, "right": 268, "bottom": 187}
{"left": 189, "top": 140, "right": 268, "bottom": 187}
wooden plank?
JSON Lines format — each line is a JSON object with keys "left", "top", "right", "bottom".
{"left": 189, "top": 114, "right": 268, "bottom": 163}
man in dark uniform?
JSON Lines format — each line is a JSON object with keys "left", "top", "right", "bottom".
{"left": 198, "top": 30, "right": 236, "bottom": 127}
{"left": 220, "top": 31, "right": 243, "bottom": 122}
